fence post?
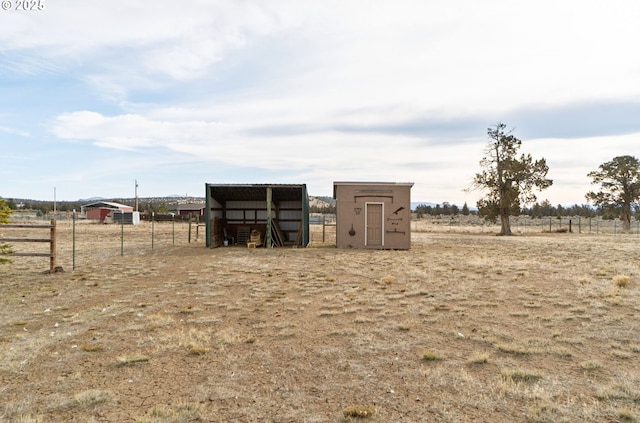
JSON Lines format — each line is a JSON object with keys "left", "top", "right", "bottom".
{"left": 50, "top": 219, "right": 56, "bottom": 273}
{"left": 120, "top": 210, "right": 124, "bottom": 256}
{"left": 72, "top": 210, "right": 76, "bottom": 270}
{"left": 172, "top": 214, "right": 175, "bottom": 246}
{"left": 322, "top": 215, "right": 326, "bottom": 243}
{"left": 152, "top": 212, "right": 155, "bottom": 250}
{"left": 188, "top": 215, "right": 192, "bottom": 243}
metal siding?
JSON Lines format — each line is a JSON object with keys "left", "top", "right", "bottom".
{"left": 226, "top": 210, "right": 244, "bottom": 220}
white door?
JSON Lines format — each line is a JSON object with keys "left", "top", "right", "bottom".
{"left": 365, "top": 203, "right": 383, "bottom": 247}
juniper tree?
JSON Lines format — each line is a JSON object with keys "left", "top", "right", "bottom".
{"left": 586, "top": 155, "right": 640, "bottom": 232}
{"left": 472, "top": 123, "right": 553, "bottom": 235}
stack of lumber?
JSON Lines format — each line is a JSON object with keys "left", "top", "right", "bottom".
{"left": 270, "top": 220, "right": 286, "bottom": 247}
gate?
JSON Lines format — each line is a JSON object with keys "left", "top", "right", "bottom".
{"left": 0, "top": 219, "right": 57, "bottom": 273}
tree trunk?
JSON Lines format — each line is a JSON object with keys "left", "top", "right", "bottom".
{"left": 499, "top": 212, "right": 512, "bottom": 236}
{"left": 622, "top": 204, "right": 632, "bottom": 232}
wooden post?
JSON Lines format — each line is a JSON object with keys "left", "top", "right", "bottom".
{"left": 322, "top": 215, "right": 326, "bottom": 243}
{"left": 50, "top": 219, "right": 56, "bottom": 273}
{"left": 266, "top": 187, "right": 273, "bottom": 248}
{"left": 188, "top": 215, "right": 192, "bottom": 243}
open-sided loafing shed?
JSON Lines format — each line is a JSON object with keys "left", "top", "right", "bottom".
{"left": 334, "top": 181, "right": 414, "bottom": 249}
{"left": 205, "top": 183, "right": 310, "bottom": 248}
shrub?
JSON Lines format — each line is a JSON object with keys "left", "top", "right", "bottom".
{"left": 343, "top": 405, "right": 376, "bottom": 419}
{"left": 422, "top": 350, "right": 444, "bottom": 361}
{"left": 613, "top": 275, "right": 631, "bottom": 288}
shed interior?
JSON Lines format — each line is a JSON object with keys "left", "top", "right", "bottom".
{"left": 205, "top": 184, "right": 309, "bottom": 248}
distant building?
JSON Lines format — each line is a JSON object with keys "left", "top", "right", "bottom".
{"left": 333, "top": 181, "right": 414, "bottom": 249}
{"left": 177, "top": 203, "right": 205, "bottom": 217}
{"left": 81, "top": 201, "right": 133, "bottom": 223}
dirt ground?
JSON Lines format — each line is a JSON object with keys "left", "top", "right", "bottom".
{"left": 1, "top": 220, "right": 639, "bottom": 422}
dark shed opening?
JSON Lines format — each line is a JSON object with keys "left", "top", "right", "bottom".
{"left": 205, "top": 183, "right": 310, "bottom": 248}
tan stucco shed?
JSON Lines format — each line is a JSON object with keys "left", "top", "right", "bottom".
{"left": 333, "top": 181, "right": 414, "bottom": 249}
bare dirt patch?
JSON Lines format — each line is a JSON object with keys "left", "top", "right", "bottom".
{"left": 1, "top": 221, "right": 639, "bottom": 422}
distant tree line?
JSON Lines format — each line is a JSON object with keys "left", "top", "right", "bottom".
{"left": 414, "top": 202, "right": 472, "bottom": 218}
{"left": 522, "top": 201, "right": 640, "bottom": 220}
{"left": 414, "top": 200, "right": 638, "bottom": 220}
{"left": 309, "top": 204, "right": 336, "bottom": 214}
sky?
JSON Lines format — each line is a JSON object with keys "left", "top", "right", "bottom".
{"left": 1, "top": 1, "right": 639, "bottom": 206}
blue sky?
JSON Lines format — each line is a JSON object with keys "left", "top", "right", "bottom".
{"left": 1, "top": 1, "right": 639, "bottom": 206}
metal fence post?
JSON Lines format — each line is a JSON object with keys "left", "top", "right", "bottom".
{"left": 120, "top": 210, "right": 124, "bottom": 256}
{"left": 152, "top": 212, "right": 155, "bottom": 250}
{"left": 72, "top": 210, "right": 76, "bottom": 270}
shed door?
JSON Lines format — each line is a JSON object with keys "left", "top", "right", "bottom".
{"left": 366, "top": 203, "right": 383, "bottom": 247}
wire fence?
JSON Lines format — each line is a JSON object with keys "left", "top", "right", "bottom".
{"left": 414, "top": 215, "right": 640, "bottom": 236}
{"left": 1, "top": 215, "right": 203, "bottom": 272}
{"left": 3, "top": 212, "right": 638, "bottom": 273}
{"left": 2, "top": 214, "right": 336, "bottom": 272}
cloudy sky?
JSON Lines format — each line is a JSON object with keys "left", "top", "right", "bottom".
{"left": 1, "top": 1, "right": 639, "bottom": 206}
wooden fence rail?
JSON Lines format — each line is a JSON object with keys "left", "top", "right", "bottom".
{"left": 0, "top": 219, "right": 57, "bottom": 272}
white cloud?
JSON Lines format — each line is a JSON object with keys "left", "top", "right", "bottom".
{"left": 0, "top": 125, "right": 30, "bottom": 137}
{"left": 3, "top": 0, "right": 640, "bottom": 202}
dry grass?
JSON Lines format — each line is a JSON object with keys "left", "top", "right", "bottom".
{"left": 343, "top": 405, "right": 376, "bottom": 419}
{"left": 421, "top": 349, "right": 445, "bottom": 361}
{"left": 614, "top": 274, "right": 631, "bottom": 288}
{"left": 1, "top": 220, "right": 639, "bottom": 422}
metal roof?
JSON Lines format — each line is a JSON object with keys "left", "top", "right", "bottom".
{"left": 81, "top": 201, "right": 132, "bottom": 210}
{"left": 206, "top": 184, "right": 307, "bottom": 202}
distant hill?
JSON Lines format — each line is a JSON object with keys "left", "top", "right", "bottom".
{"left": 310, "top": 196, "right": 335, "bottom": 208}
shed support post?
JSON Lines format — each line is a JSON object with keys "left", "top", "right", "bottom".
{"left": 266, "top": 187, "right": 273, "bottom": 248}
